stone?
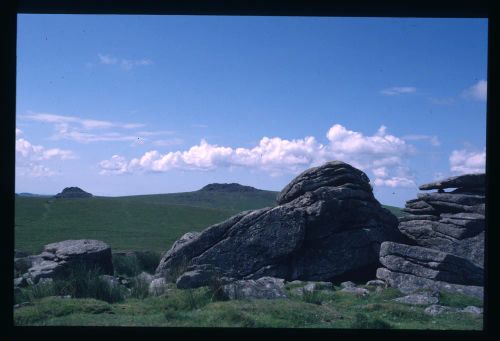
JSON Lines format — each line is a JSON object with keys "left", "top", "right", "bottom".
{"left": 419, "top": 174, "right": 485, "bottom": 191}
{"left": 149, "top": 277, "right": 169, "bottom": 296}
{"left": 156, "top": 161, "right": 403, "bottom": 284}
{"left": 25, "top": 240, "right": 113, "bottom": 283}
{"left": 460, "top": 306, "right": 483, "bottom": 315}
{"left": 417, "top": 192, "right": 485, "bottom": 207}
{"left": 14, "top": 277, "right": 28, "bottom": 288}
{"left": 398, "top": 215, "right": 439, "bottom": 222}
{"left": 424, "top": 305, "right": 457, "bottom": 316}
{"left": 99, "top": 275, "right": 122, "bottom": 289}
{"left": 199, "top": 183, "right": 262, "bottom": 193}
{"left": 54, "top": 187, "right": 93, "bottom": 199}
{"left": 376, "top": 267, "right": 483, "bottom": 299}
{"left": 379, "top": 242, "right": 483, "bottom": 286}
{"left": 340, "top": 287, "right": 370, "bottom": 296}
{"left": 366, "top": 279, "right": 387, "bottom": 287}
{"left": 340, "top": 281, "right": 356, "bottom": 288}
{"left": 222, "top": 277, "right": 287, "bottom": 300}
{"left": 393, "top": 292, "right": 439, "bottom": 305}
{"left": 135, "top": 272, "right": 154, "bottom": 285}
{"left": 175, "top": 264, "right": 230, "bottom": 289}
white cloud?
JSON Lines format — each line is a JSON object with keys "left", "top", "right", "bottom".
{"left": 99, "top": 124, "right": 416, "bottom": 188}
{"left": 98, "top": 53, "right": 153, "bottom": 70}
{"left": 380, "top": 87, "right": 416, "bottom": 96}
{"left": 402, "top": 134, "right": 440, "bottom": 146}
{"left": 449, "top": 148, "right": 486, "bottom": 174}
{"left": 21, "top": 112, "right": 168, "bottom": 144}
{"left": 153, "top": 138, "right": 184, "bottom": 147}
{"left": 462, "top": 80, "right": 487, "bottom": 101}
{"left": 15, "top": 129, "right": 76, "bottom": 177}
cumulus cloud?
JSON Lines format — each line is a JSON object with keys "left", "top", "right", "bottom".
{"left": 462, "top": 80, "right": 487, "bottom": 101}
{"left": 449, "top": 148, "right": 486, "bottom": 174}
{"left": 98, "top": 53, "right": 153, "bottom": 70}
{"left": 99, "top": 124, "right": 416, "bottom": 188}
{"left": 380, "top": 87, "right": 416, "bottom": 96}
{"left": 15, "top": 129, "right": 76, "bottom": 177}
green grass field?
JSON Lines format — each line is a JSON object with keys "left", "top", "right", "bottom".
{"left": 15, "top": 189, "right": 405, "bottom": 254}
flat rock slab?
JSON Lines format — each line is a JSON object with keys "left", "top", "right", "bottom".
{"left": 379, "top": 242, "right": 483, "bottom": 286}
{"left": 340, "top": 287, "right": 370, "bottom": 296}
{"left": 222, "top": 277, "right": 287, "bottom": 300}
{"left": 376, "top": 267, "right": 483, "bottom": 299}
{"left": 24, "top": 239, "right": 113, "bottom": 283}
{"left": 419, "top": 174, "right": 485, "bottom": 191}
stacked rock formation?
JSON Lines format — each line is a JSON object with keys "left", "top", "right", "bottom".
{"left": 376, "top": 173, "right": 485, "bottom": 298}
{"left": 155, "top": 161, "right": 404, "bottom": 287}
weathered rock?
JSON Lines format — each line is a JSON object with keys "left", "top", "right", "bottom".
{"left": 54, "top": 187, "right": 93, "bottom": 199}
{"left": 376, "top": 268, "right": 483, "bottom": 299}
{"left": 398, "top": 215, "right": 439, "bottom": 222}
{"left": 424, "top": 304, "right": 457, "bottom": 316}
{"left": 461, "top": 306, "right": 483, "bottom": 315}
{"left": 417, "top": 192, "right": 485, "bottom": 207}
{"left": 419, "top": 174, "right": 485, "bottom": 191}
{"left": 366, "top": 279, "right": 387, "bottom": 287}
{"left": 340, "top": 281, "right": 356, "bottom": 288}
{"left": 276, "top": 161, "right": 372, "bottom": 205}
{"left": 393, "top": 292, "right": 439, "bottom": 305}
{"left": 149, "top": 277, "right": 170, "bottom": 296}
{"left": 14, "top": 277, "right": 29, "bottom": 288}
{"left": 135, "top": 272, "right": 154, "bottom": 285}
{"left": 175, "top": 264, "right": 232, "bottom": 289}
{"left": 156, "top": 161, "right": 403, "bottom": 284}
{"left": 340, "top": 287, "right": 370, "bottom": 296}
{"left": 379, "top": 242, "right": 483, "bottom": 286}
{"left": 222, "top": 277, "right": 287, "bottom": 300}
{"left": 25, "top": 240, "right": 113, "bottom": 283}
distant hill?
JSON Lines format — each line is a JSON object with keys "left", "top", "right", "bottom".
{"left": 54, "top": 187, "right": 93, "bottom": 199}
{"left": 17, "top": 193, "right": 52, "bottom": 197}
{"left": 199, "top": 183, "right": 262, "bottom": 193}
{"left": 15, "top": 184, "right": 404, "bottom": 254}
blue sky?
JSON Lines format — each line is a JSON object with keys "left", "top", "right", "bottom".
{"left": 16, "top": 15, "right": 487, "bottom": 206}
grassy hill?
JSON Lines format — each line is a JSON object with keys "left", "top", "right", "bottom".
{"left": 15, "top": 189, "right": 278, "bottom": 254}
{"left": 15, "top": 188, "right": 405, "bottom": 254}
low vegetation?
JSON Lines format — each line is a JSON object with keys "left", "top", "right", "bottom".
{"left": 14, "top": 270, "right": 483, "bottom": 329}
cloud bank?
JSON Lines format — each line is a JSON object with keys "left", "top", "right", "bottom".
{"left": 99, "top": 124, "right": 417, "bottom": 188}
{"left": 98, "top": 53, "right": 153, "bottom": 70}
{"left": 380, "top": 87, "right": 416, "bottom": 96}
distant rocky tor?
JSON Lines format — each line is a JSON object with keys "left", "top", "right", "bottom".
{"left": 376, "top": 173, "right": 485, "bottom": 299}
{"left": 199, "top": 183, "right": 262, "bottom": 193}
{"left": 54, "top": 187, "right": 93, "bottom": 199}
{"left": 156, "top": 161, "right": 403, "bottom": 287}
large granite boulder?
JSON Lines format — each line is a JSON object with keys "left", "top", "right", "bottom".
{"left": 377, "top": 173, "right": 485, "bottom": 298}
{"left": 19, "top": 240, "right": 113, "bottom": 284}
{"left": 155, "top": 161, "right": 403, "bottom": 287}
{"left": 54, "top": 187, "right": 93, "bottom": 199}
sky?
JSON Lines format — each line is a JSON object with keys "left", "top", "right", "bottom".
{"left": 15, "top": 15, "right": 488, "bottom": 206}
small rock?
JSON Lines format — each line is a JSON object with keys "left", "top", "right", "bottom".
{"left": 393, "top": 292, "right": 439, "bottom": 306}
{"left": 340, "top": 281, "right": 356, "bottom": 288}
{"left": 149, "top": 277, "right": 169, "bottom": 296}
{"left": 14, "top": 302, "right": 33, "bottom": 309}
{"left": 366, "top": 279, "right": 387, "bottom": 287}
{"left": 136, "top": 272, "right": 154, "bottom": 285}
{"left": 14, "top": 277, "right": 28, "bottom": 288}
{"left": 340, "top": 287, "right": 370, "bottom": 296}
{"left": 424, "top": 305, "right": 457, "bottom": 316}
{"left": 460, "top": 306, "right": 483, "bottom": 315}
{"left": 222, "top": 276, "right": 287, "bottom": 300}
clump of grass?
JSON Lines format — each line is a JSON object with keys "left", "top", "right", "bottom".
{"left": 302, "top": 289, "right": 324, "bottom": 305}
{"left": 113, "top": 253, "right": 142, "bottom": 277}
{"left": 130, "top": 276, "right": 150, "bottom": 299}
{"left": 439, "top": 292, "right": 483, "bottom": 308}
{"left": 350, "top": 312, "right": 392, "bottom": 329}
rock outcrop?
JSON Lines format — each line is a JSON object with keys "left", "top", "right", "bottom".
{"left": 15, "top": 240, "right": 113, "bottom": 284}
{"left": 54, "top": 187, "right": 93, "bottom": 199}
{"left": 377, "top": 173, "right": 485, "bottom": 299}
{"left": 155, "top": 161, "right": 403, "bottom": 288}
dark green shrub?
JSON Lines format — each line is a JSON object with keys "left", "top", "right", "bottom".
{"left": 135, "top": 251, "right": 162, "bottom": 274}
{"left": 113, "top": 253, "right": 141, "bottom": 277}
